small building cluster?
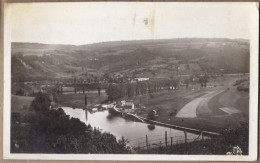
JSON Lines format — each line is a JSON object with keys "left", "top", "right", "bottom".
{"left": 115, "top": 100, "right": 135, "bottom": 113}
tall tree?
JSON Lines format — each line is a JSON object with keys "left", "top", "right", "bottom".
{"left": 98, "top": 87, "right": 101, "bottom": 96}
{"left": 85, "top": 94, "right": 88, "bottom": 106}
{"left": 60, "top": 87, "right": 63, "bottom": 95}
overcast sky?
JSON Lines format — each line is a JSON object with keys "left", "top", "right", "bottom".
{"left": 6, "top": 2, "right": 254, "bottom": 45}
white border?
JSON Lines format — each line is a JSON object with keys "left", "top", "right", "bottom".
{"left": 3, "top": 2, "right": 259, "bottom": 161}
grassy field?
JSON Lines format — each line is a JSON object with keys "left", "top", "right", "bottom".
{"left": 132, "top": 76, "right": 249, "bottom": 133}
{"left": 11, "top": 95, "right": 34, "bottom": 115}
{"left": 137, "top": 89, "right": 206, "bottom": 114}
{"left": 134, "top": 90, "right": 191, "bottom": 117}
{"left": 55, "top": 92, "right": 108, "bottom": 108}
{"left": 203, "top": 90, "right": 228, "bottom": 116}
{"left": 219, "top": 87, "right": 249, "bottom": 113}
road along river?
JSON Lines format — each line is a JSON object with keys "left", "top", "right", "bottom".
{"left": 62, "top": 107, "right": 199, "bottom": 148}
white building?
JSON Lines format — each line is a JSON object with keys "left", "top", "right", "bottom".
{"left": 135, "top": 78, "right": 149, "bottom": 82}
{"left": 120, "top": 100, "right": 135, "bottom": 113}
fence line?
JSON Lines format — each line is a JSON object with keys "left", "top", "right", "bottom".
{"left": 128, "top": 133, "right": 192, "bottom": 143}
{"left": 128, "top": 130, "right": 211, "bottom": 151}
{"left": 129, "top": 133, "right": 203, "bottom": 143}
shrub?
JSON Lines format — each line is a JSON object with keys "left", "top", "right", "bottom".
{"left": 11, "top": 107, "right": 131, "bottom": 154}
{"left": 222, "top": 122, "right": 249, "bottom": 155}
{"left": 16, "top": 89, "right": 25, "bottom": 96}
{"left": 30, "top": 92, "right": 51, "bottom": 112}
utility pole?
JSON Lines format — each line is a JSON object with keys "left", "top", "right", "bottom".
{"left": 146, "top": 135, "right": 148, "bottom": 150}
{"left": 184, "top": 131, "right": 187, "bottom": 144}
{"left": 165, "top": 131, "right": 168, "bottom": 147}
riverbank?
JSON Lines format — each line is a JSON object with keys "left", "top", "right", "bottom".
{"left": 11, "top": 100, "right": 131, "bottom": 154}
{"left": 61, "top": 107, "right": 248, "bottom": 155}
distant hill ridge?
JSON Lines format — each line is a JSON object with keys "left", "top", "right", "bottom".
{"left": 12, "top": 38, "right": 249, "bottom": 56}
{"left": 11, "top": 38, "right": 249, "bottom": 82}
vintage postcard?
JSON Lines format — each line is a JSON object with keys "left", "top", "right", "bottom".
{"left": 3, "top": 2, "right": 259, "bottom": 161}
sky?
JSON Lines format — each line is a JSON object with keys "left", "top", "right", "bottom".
{"left": 6, "top": 2, "right": 255, "bottom": 45}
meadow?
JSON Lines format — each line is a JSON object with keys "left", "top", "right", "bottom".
{"left": 54, "top": 91, "right": 108, "bottom": 108}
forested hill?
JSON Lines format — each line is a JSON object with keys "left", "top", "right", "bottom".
{"left": 11, "top": 38, "right": 249, "bottom": 82}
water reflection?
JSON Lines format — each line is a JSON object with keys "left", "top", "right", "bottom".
{"left": 147, "top": 124, "right": 155, "bottom": 130}
{"left": 62, "top": 107, "right": 198, "bottom": 146}
{"left": 106, "top": 114, "right": 116, "bottom": 121}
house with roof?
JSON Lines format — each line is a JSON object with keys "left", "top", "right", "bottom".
{"left": 120, "top": 100, "right": 135, "bottom": 113}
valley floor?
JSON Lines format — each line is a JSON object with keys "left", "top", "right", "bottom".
{"left": 134, "top": 76, "right": 249, "bottom": 133}
{"left": 11, "top": 75, "right": 249, "bottom": 134}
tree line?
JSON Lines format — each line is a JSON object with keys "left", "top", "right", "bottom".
{"left": 106, "top": 77, "right": 180, "bottom": 101}
{"left": 106, "top": 75, "right": 209, "bottom": 101}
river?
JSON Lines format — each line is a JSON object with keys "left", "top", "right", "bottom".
{"left": 62, "top": 107, "right": 199, "bottom": 148}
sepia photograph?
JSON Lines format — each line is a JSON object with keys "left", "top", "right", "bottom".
{"left": 3, "top": 2, "right": 259, "bottom": 161}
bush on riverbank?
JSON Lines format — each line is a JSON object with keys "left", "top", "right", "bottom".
{"left": 11, "top": 93, "right": 131, "bottom": 154}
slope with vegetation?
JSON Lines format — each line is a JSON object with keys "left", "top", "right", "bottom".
{"left": 11, "top": 38, "right": 249, "bottom": 82}
{"left": 11, "top": 92, "right": 130, "bottom": 153}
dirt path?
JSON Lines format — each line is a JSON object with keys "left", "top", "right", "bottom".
{"left": 175, "top": 97, "right": 205, "bottom": 118}
{"left": 176, "top": 89, "right": 224, "bottom": 118}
